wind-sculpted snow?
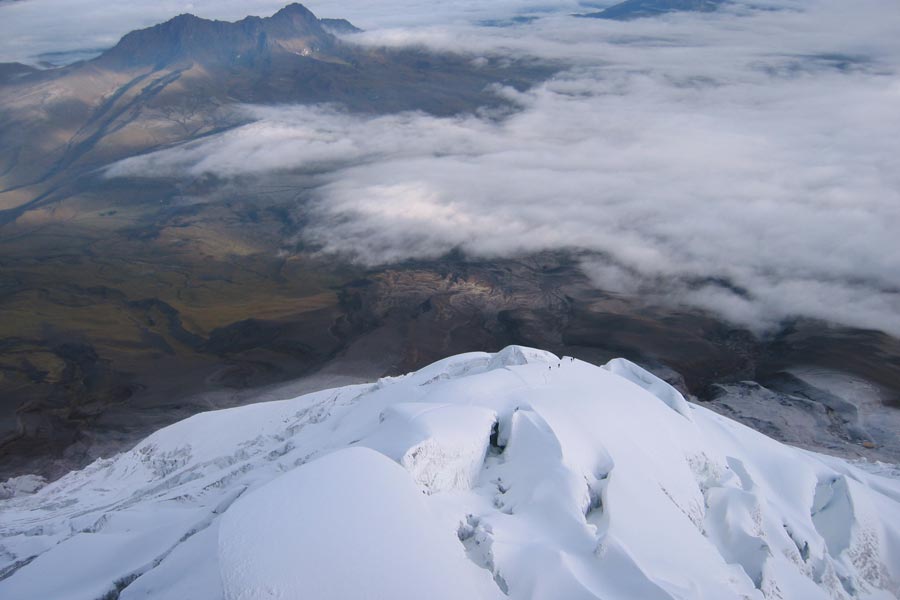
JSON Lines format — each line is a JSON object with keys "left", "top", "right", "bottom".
{"left": 219, "top": 447, "right": 489, "bottom": 600}
{"left": 1, "top": 347, "right": 899, "bottom": 600}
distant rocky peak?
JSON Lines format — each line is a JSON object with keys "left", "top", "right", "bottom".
{"left": 161, "top": 12, "right": 204, "bottom": 28}
{"left": 96, "top": 3, "right": 343, "bottom": 71}
{"left": 271, "top": 3, "right": 321, "bottom": 24}
{"left": 263, "top": 3, "right": 330, "bottom": 38}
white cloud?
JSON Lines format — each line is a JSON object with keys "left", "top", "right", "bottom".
{"left": 102, "top": 0, "right": 900, "bottom": 335}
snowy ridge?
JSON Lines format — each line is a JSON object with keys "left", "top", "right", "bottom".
{"left": 1, "top": 346, "right": 899, "bottom": 600}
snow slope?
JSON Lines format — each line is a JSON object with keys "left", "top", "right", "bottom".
{"left": 1, "top": 346, "right": 899, "bottom": 600}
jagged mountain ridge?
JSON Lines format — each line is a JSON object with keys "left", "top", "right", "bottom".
{"left": 97, "top": 3, "right": 337, "bottom": 70}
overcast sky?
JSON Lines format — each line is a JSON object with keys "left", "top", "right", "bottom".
{"left": 7, "top": 0, "right": 900, "bottom": 335}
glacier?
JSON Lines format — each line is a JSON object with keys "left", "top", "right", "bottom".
{"left": 1, "top": 346, "right": 898, "bottom": 600}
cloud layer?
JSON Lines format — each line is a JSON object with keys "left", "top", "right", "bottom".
{"left": 106, "top": 1, "right": 900, "bottom": 335}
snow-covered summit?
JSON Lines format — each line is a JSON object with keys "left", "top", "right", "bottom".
{"left": 1, "top": 346, "right": 899, "bottom": 599}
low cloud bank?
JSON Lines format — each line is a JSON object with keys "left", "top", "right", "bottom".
{"left": 106, "top": 0, "right": 900, "bottom": 335}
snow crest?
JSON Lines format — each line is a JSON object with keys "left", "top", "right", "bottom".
{"left": 603, "top": 357, "right": 694, "bottom": 420}
{"left": 1, "top": 345, "right": 899, "bottom": 600}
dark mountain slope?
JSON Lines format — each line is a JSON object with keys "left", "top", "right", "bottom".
{"left": 584, "top": 0, "right": 725, "bottom": 20}
{"left": 0, "top": 62, "right": 38, "bottom": 83}
{"left": 320, "top": 18, "right": 364, "bottom": 35}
